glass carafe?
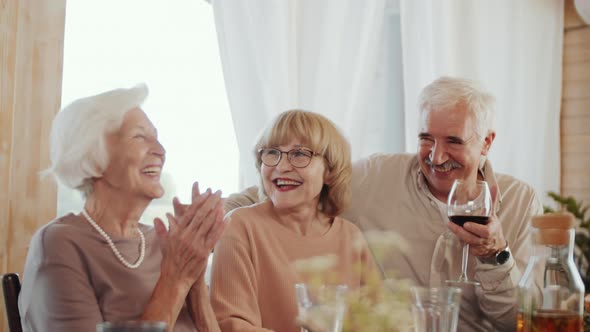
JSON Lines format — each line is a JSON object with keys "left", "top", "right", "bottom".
{"left": 517, "top": 213, "right": 585, "bottom": 332}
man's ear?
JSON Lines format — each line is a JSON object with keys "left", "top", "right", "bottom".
{"left": 481, "top": 131, "right": 496, "bottom": 156}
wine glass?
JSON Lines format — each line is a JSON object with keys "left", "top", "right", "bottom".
{"left": 445, "top": 180, "right": 492, "bottom": 286}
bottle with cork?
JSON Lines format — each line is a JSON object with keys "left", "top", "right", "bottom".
{"left": 516, "top": 212, "right": 585, "bottom": 332}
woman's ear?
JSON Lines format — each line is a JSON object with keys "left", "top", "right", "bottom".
{"left": 323, "top": 170, "right": 330, "bottom": 185}
{"left": 323, "top": 160, "right": 332, "bottom": 185}
{"left": 481, "top": 131, "right": 496, "bottom": 156}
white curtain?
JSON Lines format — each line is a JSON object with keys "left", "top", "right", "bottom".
{"left": 212, "top": 0, "right": 404, "bottom": 188}
{"left": 400, "top": 0, "right": 564, "bottom": 199}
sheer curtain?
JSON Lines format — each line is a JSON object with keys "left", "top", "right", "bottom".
{"left": 400, "top": 0, "right": 564, "bottom": 198}
{"left": 212, "top": 0, "right": 563, "bottom": 197}
{"left": 212, "top": 0, "right": 404, "bottom": 188}
{"left": 59, "top": 1, "right": 237, "bottom": 220}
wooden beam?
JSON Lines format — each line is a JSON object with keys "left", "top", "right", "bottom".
{"left": 561, "top": 0, "right": 590, "bottom": 209}
{"left": 0, "top": 0, "right": 65, "bottom": 330}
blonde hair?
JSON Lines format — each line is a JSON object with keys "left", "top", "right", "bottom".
{"left": 254, "top": 110, "right": 351, "bottom": 217}
{"left": 46, "top": 84, "right": 148, "bottom": 197}
{"left": 418, "top": 76, "right": 496, "bottom": 140}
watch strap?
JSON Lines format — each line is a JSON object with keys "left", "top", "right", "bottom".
{"left": 478, "top": 242, "right": 511, "bottom": 266}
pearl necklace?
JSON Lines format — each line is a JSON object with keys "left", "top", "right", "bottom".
{"left": 81, "top": 209, "right": 146, "bottom": 269}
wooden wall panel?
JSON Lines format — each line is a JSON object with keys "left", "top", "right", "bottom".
{"left": 562, "top": 0, "right": 590, "bottom": 207}
{"left": 0, "top": 0, "right": 65, "bottom": 331}
{"left": 563, "top": 81, "right": 590, "bottom": 99}
{"left": 563, "top": 99, "right": 590, "bottom": 117}
{"left": 563, "top": 189, "right": 590, "bottom": 208}
{"left": 562, "top": 117, "right": 590, "bottom": 135}
{"left": 562, "top": 136, "right": 590, "bottom": 153}
{"left": 564, "top": 61, "right": 590, "bottom": 81}
{"left": 0, "top": 1, "right": 20, "bottom": 330}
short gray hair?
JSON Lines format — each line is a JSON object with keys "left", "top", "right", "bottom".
{"left": 46, "top": 84, "right": 148, "bottom": 197}
{"left": 418, "top": 76, "right": 496, "bottom": 139}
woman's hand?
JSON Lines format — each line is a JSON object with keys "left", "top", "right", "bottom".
{"left": 154, "top": 182, "right": 228, "bottom": 290}
{"left": 146, "top": 182, "right": 226, "bottom": 331}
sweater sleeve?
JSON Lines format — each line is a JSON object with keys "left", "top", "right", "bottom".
{"left": 19, "top": 226, "right": 103, "bottom": 332}
{"left": 209, "top": 216, "right": 274, "bottom": 332}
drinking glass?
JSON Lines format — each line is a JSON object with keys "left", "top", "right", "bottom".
{"left": 446, "top": 180, "right": 492, "bottom": 286}
{"left": 411, "top": 286, "right": 462, "bottom": 332}
{"left": 295, "top": 283, "right": 348, "bottom": 332}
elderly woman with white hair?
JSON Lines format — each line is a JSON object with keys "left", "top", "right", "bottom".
{"left": 18, "top": 84, "right": 226, "bottom": 332}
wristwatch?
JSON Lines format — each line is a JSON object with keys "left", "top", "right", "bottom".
{"left": 478, "top": 243, "right": 511, "bottom": 266}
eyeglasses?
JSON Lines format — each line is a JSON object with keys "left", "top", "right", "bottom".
{"left": 258, "top": 148, "right": 321, "bottom": 168}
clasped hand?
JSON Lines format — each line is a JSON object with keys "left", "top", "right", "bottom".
{"left": 154, "top": 182, "right": 227, "bottom": 290}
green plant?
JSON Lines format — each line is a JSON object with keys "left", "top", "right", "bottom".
{"left": 544, "top": 191, "right": 590, "bottom": 290}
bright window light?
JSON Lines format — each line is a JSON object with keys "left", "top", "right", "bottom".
{"left": 59, "top": 0, "right": 238, "bottom": 223}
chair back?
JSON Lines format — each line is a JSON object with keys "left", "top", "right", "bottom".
{"left": 2, "top": 273, "right": 23, "bottom": 332}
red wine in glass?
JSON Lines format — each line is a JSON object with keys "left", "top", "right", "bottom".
{"left": 446, "top": 179, "right": 492, "bottom": 286}
{"left": 449, "top": 215, "right": 489, "bottom": 227}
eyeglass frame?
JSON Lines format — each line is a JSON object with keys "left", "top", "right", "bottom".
{"left": 258, "top": 148, "right": 323, "bottom": 168}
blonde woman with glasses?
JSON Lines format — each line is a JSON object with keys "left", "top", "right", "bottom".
{"left": 210, "top": 110, "right": 378, "bottom": 332}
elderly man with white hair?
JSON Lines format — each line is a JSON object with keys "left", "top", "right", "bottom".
{"left": 19, "top": 84, "right": 226, "bottom": 332}
{"left": 225, "top": 76, "right": 543, "bottom": 332}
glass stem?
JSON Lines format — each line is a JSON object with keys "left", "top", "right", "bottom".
{"left": 459, "top": 243, "right": 470, "bottom": 282}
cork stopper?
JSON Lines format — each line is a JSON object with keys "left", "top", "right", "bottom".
{"left": 532, "top": 213, "right": 576, "bottom": 246}
{"left": 532, "top": 213, "right": 576, "bottom": 229}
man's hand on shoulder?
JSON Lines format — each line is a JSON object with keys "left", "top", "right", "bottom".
{"left": 224, "top": 186, "right": 260, "bottom": 213}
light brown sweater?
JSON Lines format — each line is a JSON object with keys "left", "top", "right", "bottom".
{"left": 223, "top": 154, "right": 544, "bottom": 332}
{"left": 210, "top": 201, "right": 378, "bottom": 332}
{"left": 19, "top": 213, "right": 196, "bottom": 332}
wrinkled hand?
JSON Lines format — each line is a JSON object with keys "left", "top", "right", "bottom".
{"left": 172, "top": 196, "right": 189, "bottom": 221}
{"left": 154, "top": 182, "right": 227, "bottom": 290}
{"left": 169, "top": 188, "right": 225, "bottom": 223}
{"left": 446, "top": 184, "right": 507, "bottom": 258}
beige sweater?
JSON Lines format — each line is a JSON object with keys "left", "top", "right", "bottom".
{"left": 348, "top": 154, "right": 543, "bottom": 332}
{"left": 210, "top": 201, "right": 378, "bottom": 332}
{"left": 224, "top": 154, "right": 544, "bottom": 332}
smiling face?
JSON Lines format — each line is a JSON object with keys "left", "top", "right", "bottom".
{"left": 261, "top": 139, "right": 326, "bottom": 212}
{"left": 417, "top": 104, "right": 494, "bottom": 201}
{"left": 99, "top": 108, "right": 166, "bottom": 200}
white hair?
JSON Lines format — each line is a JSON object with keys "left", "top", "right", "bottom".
{"left": 418, "top": 76, "right": 496, "bottom": 140}
{"left": 46, "top": 84, "right": 148, "bottom": 197}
